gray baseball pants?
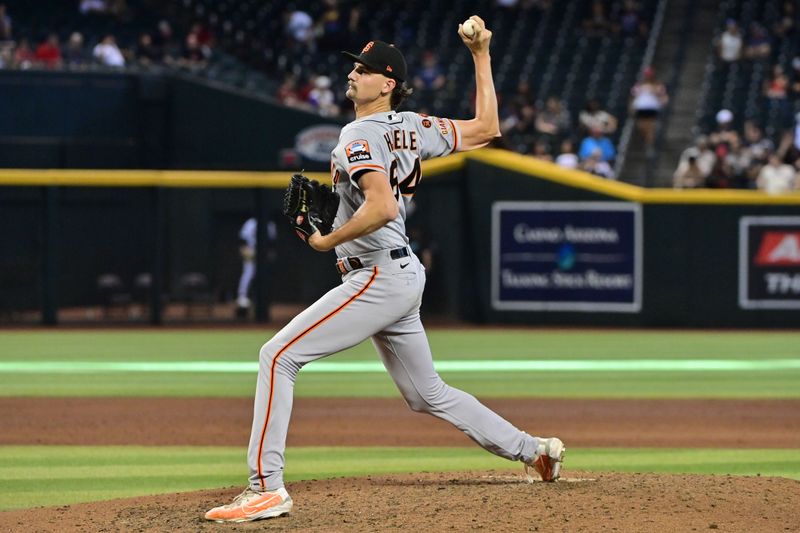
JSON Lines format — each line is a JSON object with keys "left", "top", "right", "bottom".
{"left": 247, "top": 249, "right": 538, "bottom": 491}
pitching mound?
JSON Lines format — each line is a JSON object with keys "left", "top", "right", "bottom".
{"left": 2, "top": 470, "right": 798, "bottom": 532}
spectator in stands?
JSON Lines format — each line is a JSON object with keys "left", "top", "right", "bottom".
{"left": 709, "top": 108, "right": 739, "bottom": 149}
{"left": 744, "top": 23, "right": 771, "bottom": 60}
{"left": 109, "top": 0, "right": 130, "bottom": 21}
{"left": 93, "top": 34, "right": 125, "bottom": 67}
{"left": 743, "top": 120, "right": 774, "bottom": 167}
{"left": 725, "top": 136, "right": 754, "bottom": 188}
{"left": 630, "top": 66, "right": 668, "bottom": 149}
{"left": 582, "top": 0, "right": 611, "bottom": 36}
{"left": 532, "top": 138, "right": 553, "bottom": 161}
{"left": 581, "top": 149, "right": 614, "bottom": 178}
{"left": 579, "top": 99, "right": 618, "bottom": 135}
{"left": 0, "top": 4, "right": 11, "bottom": 41}
{"left": 706, "top": 156, "right": 733, "bottom": 188}
{"left": 80, "top": 0, "right": 108, "bottom": 15}
{"left": 757, "top": 153, "right": 796, "bottom": 194}
{"left": 501, "top": 102, "right": 537, "bottom": 143}
{"left": 153, "top": 20, "right": 179, "bottom": 62}
{"left": 276, "top": 73, "right": 308, "bottom": 110}
{"left": 413, "top": 51, "right": 446, "bottom": 92}
{"left": 344, "top": 4, "right": 364, "bottom": 48}
{"left": 535, "top": 96, "right": 571, "bottom": 140}
{"left": 307, "top": 74, "right": 338, "bottom": 117}
{"left": 555, "top": 139, "right": 579, "bottom": 169}
{"left": 614, "top": 0, "right": 648, "bottom": 39}
{"left": 685, "top": 135, "right": 716, "bottom": 175}
{"left": 63, "top": 32, "right": 89, "bottom": 67}
{"left": 579, "top": 126, "right": 616, "bottom": 162}
{"left": 499, "top": 81, "right": 535, "bottom": 140}
{"left": 673, "top": 153, "right": 706, "bottom": 188}
{"left": 136, "top": 33, "right": 162, "bottom": 66}
{"left": 35, "top": 33, "right": 62, "bottom": 69}
{"left": 189, "top": 22, "right": 214, "bottom": 48}
{"left": 316, "top": 0, "right": 347, "bottom": 52}
{"left": 790, "top": 57, "right": 800, "bottom": 101}
{"left": 179, "top": 32, "right": 210, "bottom": 69}
{"left": 12, "top": 38, "right": 35, "bottom": 69}
{"left": 716, "top": 19, "right": 743, "bottom": 63}
{"left": 509, "top": 80, "right": 534, "bottom": 111}
{"left": 764, "top": 64, "right": 791, "bottom": 127}
{"left": 773, "top": 1, "right": 795, "bottom": 39}
{"left": 285, "top": 8, "right": 315, "bottom": 51}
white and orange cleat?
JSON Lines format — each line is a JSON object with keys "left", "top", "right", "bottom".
{"left": 204, "top": 487, "right": 293, "bottom": 522}
{"left": 524, "top": 437, "right": 565, "bottom": 482}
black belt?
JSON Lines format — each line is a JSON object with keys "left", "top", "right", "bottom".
{"left": 389, "top": 247, "right": 410, "bottom": 260}
{"left": 336, "top": 247, "right": 410, "bottom": 275}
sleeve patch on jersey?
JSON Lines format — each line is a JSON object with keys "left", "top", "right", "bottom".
{"left": 435, "top": 117, "right": 449, "bottom": 135}
{"left": 421, "top": 118, "right": 432, "bottom": 128}
{"left": 345, "top": 139, "right": 372, "bottom": 163}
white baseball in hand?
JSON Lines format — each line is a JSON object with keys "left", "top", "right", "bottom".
{"left": 462, "top": 19, "right": 478, "bottom": 38}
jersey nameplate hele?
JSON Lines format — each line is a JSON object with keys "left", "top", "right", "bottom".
{"left": 383, "top": 129, "right": 418, "bottom": 152}
{"left": 345, "top": 140, "right": 372, "bottom": 162}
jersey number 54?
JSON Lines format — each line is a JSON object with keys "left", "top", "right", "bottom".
{"left": 388, "top": 157, "right": 422, "bottom": 200}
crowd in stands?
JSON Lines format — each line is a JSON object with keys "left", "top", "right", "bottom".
{"left": 0, "top": 0, "right": 671, "bottom": 185}
{"left": 0, "top": 0, "right": 658, "bottom": 182}
{"left": 495, "top": 82, "right": 626, "bottom": 179}
{"left": 9, "top": 0, "right": 793, "bottom": 193}
{"left": 674, "top": 108, "right": 800, "bottom": 193}
{"left": 675, "top": 5, "right": 800, "bottom": 194}
{"left": 0, "top": 2, "right": 213, "bottom": 71}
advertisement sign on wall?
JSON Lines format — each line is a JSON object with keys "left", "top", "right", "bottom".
{"left": 739, "top": 216, "right": 800, "bottom": 309}
{"left": 491, "top": 202, "right": 642, "bottom": 312}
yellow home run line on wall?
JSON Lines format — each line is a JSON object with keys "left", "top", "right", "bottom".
{"left": 0, "top": 148, "right": 799, "bottom": 204}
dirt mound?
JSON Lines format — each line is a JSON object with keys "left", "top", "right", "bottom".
{"left": 2, "top": 470, "right": 798, "bottom": 533}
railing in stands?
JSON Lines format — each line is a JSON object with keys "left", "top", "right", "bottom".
{"left": 613, "top": 0, "right": 669, "bottom": 183}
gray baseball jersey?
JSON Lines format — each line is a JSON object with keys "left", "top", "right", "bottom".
{"left": 329, "top": 111, "right": 460, "bottom": 258}
{"left": 245, "top": 110, "right": 539, "bottom": 493}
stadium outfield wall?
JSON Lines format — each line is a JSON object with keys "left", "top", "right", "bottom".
{"left": 1, "top": 70, "right": 798, "bottom": 326}
{"left": 1, "top": 150, "right": 799, "bottom": 327}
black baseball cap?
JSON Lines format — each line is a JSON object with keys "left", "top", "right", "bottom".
{"left": 342, "top": 40, "right": 407, "bottom": 82}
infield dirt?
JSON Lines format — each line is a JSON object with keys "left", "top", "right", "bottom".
{"left": 2, "top": 397, "right": 799, "bottom": 447}
{"left": 2, "top": 397, "right": 800, "bottom": 532}
{"left": 1, "top": 471, "right": 799, "bottom": 532}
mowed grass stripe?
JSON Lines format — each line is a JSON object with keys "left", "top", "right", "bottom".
{"left": 1, "top": 446, "right": 799, "bottom": 511}
{"left": 2, "top": 370, "right": 800, "bottom": 398}
{"left": 1, "top": 330, "right": 799, "bottom": 362}
{"left": 2, "top": 359, "right": 800, "bottom": 373}
{"left": 1, "top": 330, "right": 798, "bottom": 398}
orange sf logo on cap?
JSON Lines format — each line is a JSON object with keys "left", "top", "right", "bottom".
{"left": 362, "top": 41, "right": 374, "bottom": 53}
{"left": 386, "top": 65, "right": 393, "bottom": 72}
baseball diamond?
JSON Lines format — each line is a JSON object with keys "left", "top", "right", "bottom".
{"left": 3, "top": 1, "right": 800, "bottom": 532}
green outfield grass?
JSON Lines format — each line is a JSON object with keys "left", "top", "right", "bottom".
{"left": 1, "top": 330, "right": 798, "bottom": 514}
{"left": 1, "top": 446, "right": 799, "bottom": 511}
{"left": 0, "top": 330, "right": 798, "bottom": 397}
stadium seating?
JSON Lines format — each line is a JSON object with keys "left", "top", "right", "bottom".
{"left": 6, "top": 0, "right": 664, "bottom": 161}
{"left": 159, "top": 0, "right": 663, "bottom": 151}
{"left": 695, "top": 0, "right": 799, "bottom": 138}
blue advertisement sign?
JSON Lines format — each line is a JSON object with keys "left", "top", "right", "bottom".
{"left": 492, "top": 202, "right": 642, "bottom": 312}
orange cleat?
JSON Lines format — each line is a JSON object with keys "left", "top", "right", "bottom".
{"left": 204, "top": 487, "right": 293, "bottom": 522}
{"left": 524, "top": 437, "right": 565, "bottom": 482}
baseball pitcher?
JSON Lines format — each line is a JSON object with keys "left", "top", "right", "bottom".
{"left": 205, "top": 15, "right": 565, "bottom": 523}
